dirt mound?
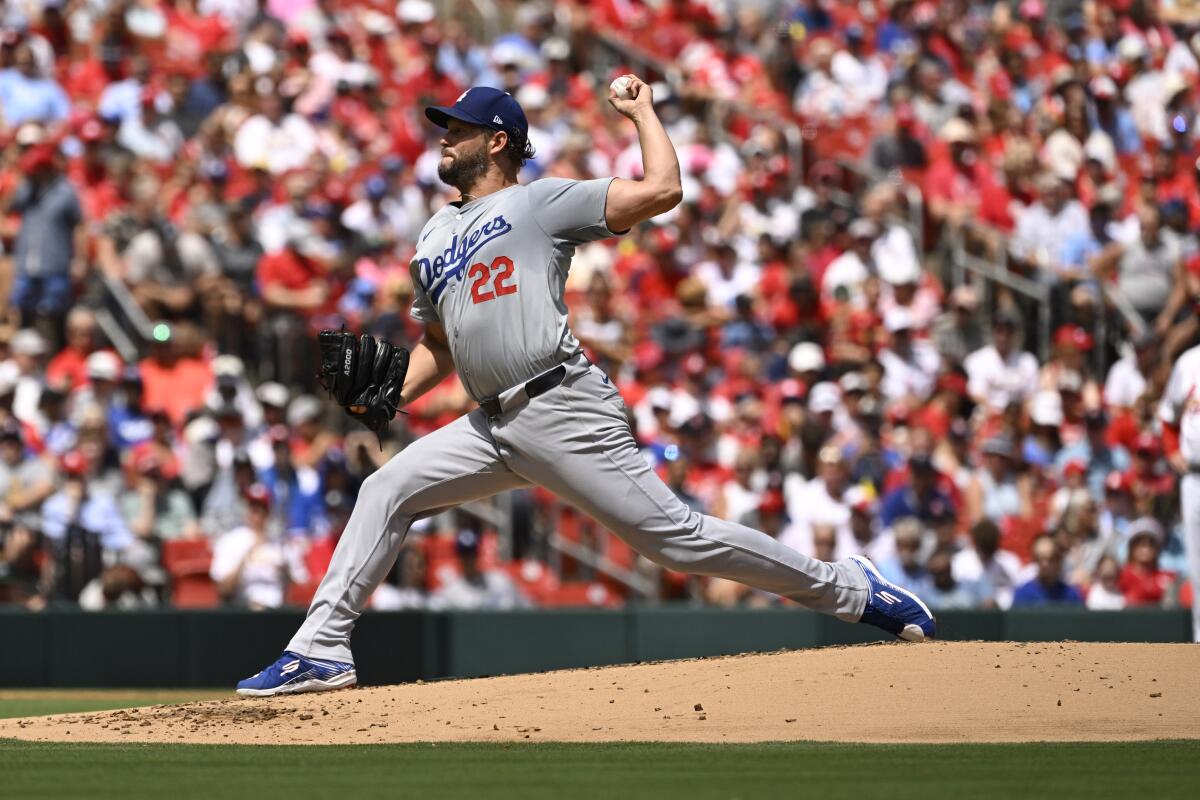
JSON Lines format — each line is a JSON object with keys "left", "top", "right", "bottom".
{"left": 3, "top": 642, "right": 1197, "bottom": 745}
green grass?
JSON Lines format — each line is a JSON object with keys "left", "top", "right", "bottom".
{"left": 2, "top": 695, "right": 1196, "bottom": 799}
{"left": 1, "top": 739, "right": 1197, "bottom": 800}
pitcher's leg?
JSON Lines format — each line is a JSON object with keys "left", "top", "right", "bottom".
{"left": 1182, "top": 475, "right": 1200, "bottom": 642}
{"left": 502, "top": 385, "right": 868, "bottom": 619}
{"left": 288, "top": 411, "right": 530, "bottom": 661}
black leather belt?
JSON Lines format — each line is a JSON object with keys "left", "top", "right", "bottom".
{"left": 479, "top": 364, "right": 567, "bottom": 419}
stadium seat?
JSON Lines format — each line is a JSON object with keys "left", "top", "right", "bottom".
{"left": 162, "top": 539, "right": 219, "bottom": 609}
{"left": 539, "top": 581, "right": 620, "bottom": 608}
{"left": 504, "top": 559, "right": 561, "bottom": 604}
{"left": 172, "top": 574, "right": 220, "bottom": 609}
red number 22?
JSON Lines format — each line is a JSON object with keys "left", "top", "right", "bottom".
{"left": 469, "top": 256, "right": 518, "bottom": 304}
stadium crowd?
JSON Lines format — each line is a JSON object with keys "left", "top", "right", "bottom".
{"left": 0, "top": 0, "right": 1197, "bottom": 619}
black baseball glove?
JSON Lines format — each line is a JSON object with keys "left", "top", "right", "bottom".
{"left": 317, "top": 329, "right": 409, "bottom": 447}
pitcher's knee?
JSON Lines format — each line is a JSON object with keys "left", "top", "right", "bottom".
{"left": 642, "top": 547, "right": 694, "bottom": 573}
{"left": 357, "top": 467, "right": 417, "bottom": 515}
{"left": 629, "top": 514, "right": 706, "bottom": 573}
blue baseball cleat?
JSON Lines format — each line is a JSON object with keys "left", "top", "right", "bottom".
{"left": 850, "top": 555, "right": 936, "bottom": 642}
{"left": 236, "top": 651, "right": 357, "bottom": 697}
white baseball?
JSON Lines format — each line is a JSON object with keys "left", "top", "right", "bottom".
{"left": 610, "top": 76, "right": 634, "bottom": 99}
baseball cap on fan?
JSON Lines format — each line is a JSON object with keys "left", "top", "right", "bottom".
{"left": 425, "top": 87, "right": 529, "bottom": 143}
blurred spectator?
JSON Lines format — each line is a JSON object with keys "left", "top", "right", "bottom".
{"left": 1057, "top": 409, "right": 1130, "bottom": 498}
{"left": 952, "top": 519, "right": 1021, "bottom": 610}
{"left": 925, "top": 118, "right": 991, "bottom": 234}
{"left": 7, "top": 328, "right": 51, "bottom": 424}
{"left": 45, "top": 308, "right": 102, "bottom": 390}
{"left": 100, "top": 175, "right": 211, "bottom": 320}
{"left": 875, "top": 517, "right": 928, "bottom": 591}
{"left": 430, "top": 528, "right": 529, "bottom": 611}
{"left": 880, "top": 454, "right": 953, "bottom": 527}
{"left": 714, "top": 449, "right": 763, "bottom": 525}
{"left": 930, "top": 286, "right": 984, "bottom": 365}
{"left": 878, "top": 307, "right": 940, "bottom": 403}
{"left": 844, "top": 485, "right": 883, "bottom": 560}
{"left": 0, "top": 41, "right": 69, "bottom": 126}
{"left": 108, "top": 368, "right": 155, "bottom": 450}
{"left": 41, "top": 451, "right": 132, "bottom": 600}
{"left": 118, "top": 449, "right": 200, "bottom": 541}
{"left": 964, "top": 311, "right": 1039, "bottom": 412}
{"left": 0, "top": 514, "right": 44, "bottom": 606}
{"left": 822, "top": 219, "right": 877, "bottom": 306}
{"left": 1012, "top": 535, "right": 1084, "bottom": 607}
{"left": 1104, "top": 335, "right": 1155, "bottom": 412}
{"left": 258, "top": 219, "right": 347, "bottom": 386}
{"left": 1086, "top": 554, "right": 1127, "bottom": 611}
{"left": 0, "top": 421, "right": 55, "bottom": 517}
{"left": 211, "top": 484, "right": 307, "bottom": 610}
{"left": 1109, "top": 205, "right": 1184, "bottom": 328}
{"left": 923, "top": 548, "right": 987, "bottom": 610}
{"left": 1009, "top": 173, "right": 1089, "bottom": 282}
{"left": 371, "top": 541, "right": 428, "bottom": 610}
{"left": 782, "top": 445, "right": 851, "bottom": 556}
{"left": 118, "top": 87, "right": 185, "bottom": 163}
{"left": 869, "top": 102, "right": 926, "bottom": 173}
{"left": 260, "top": 410, "right": 325, "bottom": 537}
{"left": 78, "top": 564, "right": 158, "bottom": 611}
{"left": 138, "top": 324, "right": 214, "bottom": 426}
{"left": 5, "top": 143, "right": 84, "bottom": 331}
{"left": 232, "top": 80, "right": 316, "bottom": 175}
{"left": 201, "top": 451, "right": 257, "bottom": 536}
{"left": 1118, "top": 518, "right": 1177, "bottom": 607}
{"left": 965, "top": 436, "right": 1030, "bottom": 524}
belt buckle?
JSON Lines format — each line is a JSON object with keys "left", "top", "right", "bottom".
{"left": 480, "top": 395, "right": 502, "bottom": 419}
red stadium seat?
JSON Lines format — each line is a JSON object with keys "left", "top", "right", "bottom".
{"left": 504, "top": 559, "right": 561, "bottom": 604}
{"left": 162, "top": 539, "right": 219, "bottom": 609}
{"left": 161, "top": 538, "right": 212, "bottom": 576}
{"left": 539, "top": 581, "right": 620, "bottom": 608}
{"left": 172, "top": 574, "right": 220, "bottom": 609}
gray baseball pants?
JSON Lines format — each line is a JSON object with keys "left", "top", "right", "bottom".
{"left": 288, "top": 357, "right": 870, "bottom": 663}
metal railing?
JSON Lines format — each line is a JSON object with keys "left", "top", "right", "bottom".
{"left": 946, "top": 224, "right": 1053, "bottom": 359}
{"left": 95, "top": 272, "right": 155, "bottom": 362}
{"left": 834, "top": 151, "right": 1148, "bottom": 368}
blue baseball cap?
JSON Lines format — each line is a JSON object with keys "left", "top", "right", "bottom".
{"left": 364, "top": 174, "right": 387, "bottom": 199}
{"left": 425, "top": 87, "right": 528, "bottom": 142}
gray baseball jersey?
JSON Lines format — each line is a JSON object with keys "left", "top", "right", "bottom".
{"left": 410, "top": 178, "right": 617, "bottom": 400}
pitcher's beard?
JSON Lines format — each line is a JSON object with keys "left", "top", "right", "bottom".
{"left": 438, "top": 148, "right": 489, "bottom": 194}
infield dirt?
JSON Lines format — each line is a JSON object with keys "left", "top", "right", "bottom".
{"left": 3, "top": 642, "right": 1197, "bottom": 745}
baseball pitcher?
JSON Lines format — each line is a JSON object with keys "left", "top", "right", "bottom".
{"left": 237, "top": 78, "right": 935, "bottom": 696}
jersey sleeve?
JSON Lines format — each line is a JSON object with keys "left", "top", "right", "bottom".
{"left": 408, "top": 258, "right": 440, "bottom": 323}
{"left": 527, "top": 177, "right": 623, "bottom": 244}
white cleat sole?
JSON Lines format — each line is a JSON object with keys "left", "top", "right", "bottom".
{"left": 236, "top": 669, "right": 358, "bottom": 698}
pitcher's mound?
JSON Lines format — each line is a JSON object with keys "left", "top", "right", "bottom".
{"left": 4, "top": 642, "right": 1198, "bottom": 745}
